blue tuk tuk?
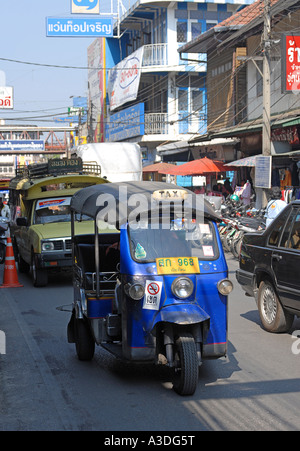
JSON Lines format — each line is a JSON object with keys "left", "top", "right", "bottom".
{"left": 67, "top": 181, "right": 232, "bottom": 395}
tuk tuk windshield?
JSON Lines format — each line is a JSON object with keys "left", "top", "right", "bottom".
{"left": 129, "top": 217, "right": 218, "bottom": 262}
{"left": 34, "top": 196, "right": 91, "bottom": 225}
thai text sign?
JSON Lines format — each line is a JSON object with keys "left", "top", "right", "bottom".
{"left": 282, "top": 33, "right": 300, "bottom": 92}
{"left": 0, "top": 87, "right": 13, "bottom": 109}
{"left": 108, "top": 47, "right": 144, "bottom": 111}
{"left": 71, "top": 0, "right": 100, "bottom": 14}
{"left": 255, "top": 156, "right": 272, "bottom": 189}
{"left": 0, "top": 140, "right": 45, "bottom": 152}
{"left": 271, "top": 125, "right": 300, "bottom": 145}
{"left": 46, "top": 17, "right": 113, "bottom": 37}
{"left": 105, "top": 103, "right": 145, "bottom": 141}
{"left": 156, "top": 257, "right": 200, "bottom": 275}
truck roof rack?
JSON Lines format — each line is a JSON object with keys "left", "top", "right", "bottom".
{"left": 15, "top": 158, "right": 101, "bottom": 179}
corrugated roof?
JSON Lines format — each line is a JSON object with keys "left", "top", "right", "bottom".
{"left": 215, "top": 0, "right": 276, "bottom": 29}
{"left": 178, "top": 0, "right": 284, "bottom": 54}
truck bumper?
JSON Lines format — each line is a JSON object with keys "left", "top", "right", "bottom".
{"left": 37, "top": 252, "right": 72, "bottom": 269}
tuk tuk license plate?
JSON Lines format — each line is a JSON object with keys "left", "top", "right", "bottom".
{"left": 156, "top": 257, "right": 200, "bottom": 275}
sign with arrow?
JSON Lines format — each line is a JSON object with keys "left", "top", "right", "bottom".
{"left": 71, "top": 0, "right": 100, "bottom": 14}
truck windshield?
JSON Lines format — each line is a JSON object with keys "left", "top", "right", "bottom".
{"left": 34, "top": 196, "right": 90, "bottom": 224}
{"left": 128, "top": 217, "right": 218, "bottom": 262}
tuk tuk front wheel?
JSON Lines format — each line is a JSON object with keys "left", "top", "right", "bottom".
{"left": 172, "top": 333, "right": 199, "bottom": 396}
{"left": 75, "top": 319, "right": 95, "bottom": 361}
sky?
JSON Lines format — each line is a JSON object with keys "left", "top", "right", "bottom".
{"left": 0, "top": 0, "right": 130, "bottom": 126}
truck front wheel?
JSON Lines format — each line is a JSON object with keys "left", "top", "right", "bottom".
{"left": 31, "top": 252, "right": 48, "bottom": 287}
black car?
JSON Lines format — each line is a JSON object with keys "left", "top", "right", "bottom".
{"left": 236, "top": 200, "right": 300, "bottom": 333}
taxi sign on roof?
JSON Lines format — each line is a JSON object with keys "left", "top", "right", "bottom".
{"left": 152, "top": 189, "right": 188, "bottom": 201}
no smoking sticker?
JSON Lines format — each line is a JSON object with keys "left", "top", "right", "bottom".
{"left": 143, "top": 281, "right": 162, "bottom": 310}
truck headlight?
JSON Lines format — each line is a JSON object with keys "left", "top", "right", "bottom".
{"left": 41, "top": 241, "right": 55, "bottom": 251}
{"left": 217, "top": 279, "right": 233, "bottom": 295}
{"left": 171, "top": 277, "right": 194, "bottom": 299}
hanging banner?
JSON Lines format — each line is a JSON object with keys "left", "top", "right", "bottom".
{"left": 108, "top": 47, "right": 144, "bottom": 111}
{"left": 282, "top": 33, "right": 300, "bottom": 93}
{"left": 88, "top": 38, "right": 105, "bottom": 142}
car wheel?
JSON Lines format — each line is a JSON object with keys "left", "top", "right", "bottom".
{"left": 257, "top": 280, "right": 294, "bottom": 333}
{"left": 31, "top": 252, "right": 48, "bottom": 287}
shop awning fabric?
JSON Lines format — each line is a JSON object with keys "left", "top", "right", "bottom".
{"left": 142, "top": 162, "right": 178, "bottom": 174}
{"left": 224, "top": 155, "right": 257, "bottom": 167}
{"left": 163, "top": 157, "right": 236, "bottom": 176}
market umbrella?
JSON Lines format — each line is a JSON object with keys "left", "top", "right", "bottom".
{"left": 224, "top": 155, "right": 257, "bottom": 167}
{"left": 142, "top": 162, "right": 178, "bottom": 174}
{"left": 167, "top": 157, "right": 236, "bottom": 176}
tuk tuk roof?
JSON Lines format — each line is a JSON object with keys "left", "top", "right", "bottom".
{"left": 70, "top": 181, "right": 221, "bottom": 224}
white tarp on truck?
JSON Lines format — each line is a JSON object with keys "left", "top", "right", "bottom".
{"left": 73, "top": 143, "right": 142, "bottom": 182}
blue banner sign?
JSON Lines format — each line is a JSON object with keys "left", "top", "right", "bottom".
{"left": 46, "top": 17, "right": 113, "bottom": 37}
{"left": 105, "top": 103, "right": 145, "bottom": 142}
{"left": 53, "top": 116, "right": 74, "bottom": 123}
{"left": 0, "top": 140, "right": 45, "bottom": 152}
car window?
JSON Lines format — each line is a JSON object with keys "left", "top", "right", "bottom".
{"left": 268, "top": 208, "right": 291, "bottom": 247}
{"left": 280, "top": 208, "right": 299, "bottom": 248}
{"left": 285, "top": 211, "right": 300, "bottom": 250}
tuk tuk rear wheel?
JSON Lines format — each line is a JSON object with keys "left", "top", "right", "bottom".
{"left": 75, "top": 319, "right": 95, "bottom": 361}
{"left": 172, "top": 333, "right": 199, "bottom": 396}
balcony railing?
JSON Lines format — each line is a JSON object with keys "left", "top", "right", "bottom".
{"left": 145, "top": 113, "right": 169, "bottom": 134}
{"left": 142, "top": 44, "right": 168, "bottom": 67}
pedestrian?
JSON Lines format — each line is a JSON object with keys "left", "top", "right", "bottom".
{"left": 223, "top": 179, "right": 233, "bottom": 198}
{"left": 0, "top": 196, "right": 10, "bottom": 222}
{"left": 265, "top": 187, "right": 287, "bottom": 227}
{"left": 240, "top": 180, "right": 252, "bottom": 205}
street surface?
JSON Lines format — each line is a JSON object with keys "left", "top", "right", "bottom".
{"left": 0, "top": 254, "right": 299, "bottom": 431}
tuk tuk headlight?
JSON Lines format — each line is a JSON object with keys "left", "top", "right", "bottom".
{"left": 127, "top": 283, "right": 145, "bottom": 301}
{"left": 171, "top": 277, "right": 194, "bottom": 299}
{"left": 41, "top": 241, "right": 55, "bottom": 251}
{"left": 217, "top": 279, "right": 233, "bottom": 295}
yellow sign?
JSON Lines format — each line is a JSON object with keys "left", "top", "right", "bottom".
{"left": 156, "top": 257, "right": 200, "bottom": 275}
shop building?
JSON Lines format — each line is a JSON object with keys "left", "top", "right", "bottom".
{"left": 174, "top": 0, "right": 300, "bottom": 198}
{"left": 87, "top": 0, "right": 254, "bottom": 168}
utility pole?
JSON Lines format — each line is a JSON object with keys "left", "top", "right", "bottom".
{"left": 261, "top": 0, "right": 272, "bottom": 207}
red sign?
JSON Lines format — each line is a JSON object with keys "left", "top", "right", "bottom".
{"left": 271, "top": 125, "right": 300, "bottom": 145}
{"left": 282, "top": 34, "right": 300, "bottom": 92}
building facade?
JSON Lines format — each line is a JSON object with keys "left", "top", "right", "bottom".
{"left": 87, "top": 0, "right": 253, "bottom": 165}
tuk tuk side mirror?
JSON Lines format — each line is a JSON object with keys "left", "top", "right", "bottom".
{"left": 16, "top": 217, "right": 28, "bottom": 227}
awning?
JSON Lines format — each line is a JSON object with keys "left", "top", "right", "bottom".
{"left": 142, "top": 162, "right": 178, "bottom": 174}
{"left": 157, "top": 137, "right": 240, "bottom": 154}
{"left": 166, "top": 157, "right": 236, "bottom": 176}
{"left": 224, "top": 155, "right": 257, "bottom": 167}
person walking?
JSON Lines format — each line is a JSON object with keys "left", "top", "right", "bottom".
{"left": 0, "top": 196, "right": 10, "bottom": 222}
